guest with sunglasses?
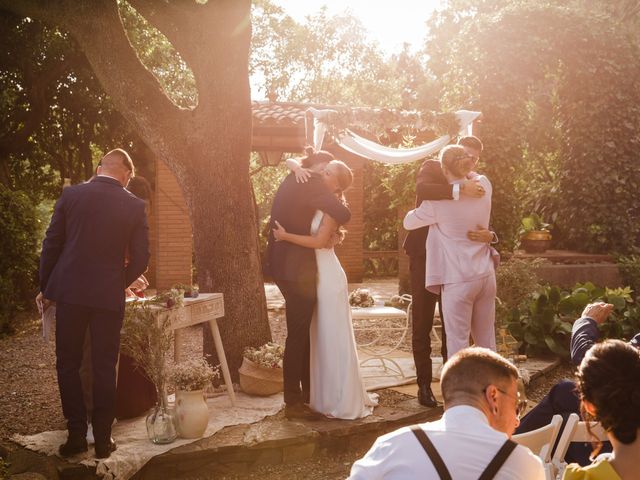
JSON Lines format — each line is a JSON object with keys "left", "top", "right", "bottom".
{"left": 350, "top": 347, "right": 544, "bottom": 479}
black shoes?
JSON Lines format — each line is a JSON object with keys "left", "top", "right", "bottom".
{"left": 95, "top": 438, "right": 117, "bottom": 459}
{"left": 418, "top": 384, "right": 440, "bottom": 408}
{"left": 284, "top": 403, "right": 326, "bottom": 421}
{"left": 59, "top": 435, "right": 88, "bottom": 457}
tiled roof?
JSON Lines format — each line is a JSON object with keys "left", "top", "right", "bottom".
{"left": 251, "top": 101, "right": 340, "bottom": 130}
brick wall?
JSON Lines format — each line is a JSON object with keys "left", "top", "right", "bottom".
{"left": 332, "top": 148, "right": 364, "bottom": 283}
{"left": 154, "top": 161, "right": 192, "bottom": 290}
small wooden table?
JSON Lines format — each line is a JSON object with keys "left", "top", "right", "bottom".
{"left": 351, "top": 306, "right": 410, "bottom": 378}
{"left": 170, "top": 293, "right": 236, "bottom": 405}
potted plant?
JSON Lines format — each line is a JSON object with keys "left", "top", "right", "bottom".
{"left": 238, "top": 342, "right": 284, "bottom": 396}
{"left": 170, "top": 357, "right": 219, "bottom": 438}
{"left": 518, "top": 213, "right": 552, "bottom": 254}
{"left": 349, "top": 288, "right": 375, "bottom": 308}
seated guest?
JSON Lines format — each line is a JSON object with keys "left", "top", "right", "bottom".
{"left": 562, "top": 340, "right": 640, "bottom": 479}
{"left": 516, "top": 302, "right": 640, "bottom": 465}
{"left": 349, "top": 347, "right": 544, "bottom": 479}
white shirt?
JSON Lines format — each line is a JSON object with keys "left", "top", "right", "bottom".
{"left": 349, "top": 405, "right": 544, "bottom": 480}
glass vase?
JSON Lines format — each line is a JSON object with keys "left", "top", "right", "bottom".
{"left": 146, "top": 384, "right": 177, "bottom": 444}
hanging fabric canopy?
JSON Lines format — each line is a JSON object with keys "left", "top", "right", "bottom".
{"left": 306, "top": 108, "right": 482, "bottom": 165}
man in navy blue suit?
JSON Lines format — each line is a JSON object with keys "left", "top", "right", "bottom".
{"left": 39, "top": 149, "right": 149, "bottom": 458}
{"left": 265, "top": 149, "right": 351, "bottom": 420}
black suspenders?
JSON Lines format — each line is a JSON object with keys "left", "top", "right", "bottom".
{"left": 410, "top": 425, "right": 518, "bottom": 480}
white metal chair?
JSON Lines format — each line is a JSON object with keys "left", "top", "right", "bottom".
{"left": 551, "top": 413, "right": 608, "bottom": 468}
{"left": 513, "top": 414, "right": 564, "bottom": 463}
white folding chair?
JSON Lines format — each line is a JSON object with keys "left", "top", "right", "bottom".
{"left": 551, "top": 413, "right": 608, "bottom": 468}
{"left": 512, "top": 414, "right": 563, "bottom": 463}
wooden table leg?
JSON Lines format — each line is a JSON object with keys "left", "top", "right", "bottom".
{"left": 208, "top": 318, "right": 236, "bottom": 406}
{"left": 174, "top": 328, "right": 183, "bottom": 363}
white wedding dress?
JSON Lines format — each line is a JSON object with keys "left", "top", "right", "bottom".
{"left": 309, "top": 211, "right": 378, "bottom": 419}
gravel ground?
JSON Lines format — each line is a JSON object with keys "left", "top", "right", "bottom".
{"left": 0, "top": 309, "right": 575, "bottom": 480}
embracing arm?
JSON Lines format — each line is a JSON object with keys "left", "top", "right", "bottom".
{"left": 307, "top": 180, "right": 351, "bottom": 225}
{"left": 403, "top": 201, "right": 437, "bottom": 230}
{"left": 415, "top": 160, "right": 454, "bottom": 202}
{"left": 285, "top": 158, "right": 312, "bottom": 183}
{"left": 273, "top": 215, "right": 337, "bottom": 249}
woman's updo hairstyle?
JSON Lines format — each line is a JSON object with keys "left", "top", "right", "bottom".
{"left": 577, "top": 339, "right": 640, "bottom": 446}
{"left": 439, "top": 145, "right": 475, "bottom": 178}
{"left": 300, "top": 146, "right": 335, "bottom": 168}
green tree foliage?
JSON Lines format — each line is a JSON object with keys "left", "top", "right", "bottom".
{"left": 0, "top": 185, "right": 39, "bottom": 335}
{"left": 426, "top": 1, "right": 640, "bottom": 252}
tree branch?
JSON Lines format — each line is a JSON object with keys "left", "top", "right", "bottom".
{"left": 0, "top": 0, "right": 189, "bottom": 161}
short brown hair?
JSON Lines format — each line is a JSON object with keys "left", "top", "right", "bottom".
{"left": 301, "top": 146, "right": 335, "bottom": 168}
{"left": 441, "top": 348, "right": 519, "bottom": 403}
{"left": 458, "top": 135, "right": 483, "bottom": 152}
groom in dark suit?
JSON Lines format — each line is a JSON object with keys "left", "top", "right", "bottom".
{"left": 265, "top": 150, "right": 351, "bottom": 420}
{"left": 39, "top": 148, "right": 149, "bottom": 458}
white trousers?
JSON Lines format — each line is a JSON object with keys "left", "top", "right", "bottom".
{"left": 440, "top": 272, "right": 497, "bottom": 359}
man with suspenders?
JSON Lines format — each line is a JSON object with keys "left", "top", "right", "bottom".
{"left": 350, "top": 348, "right": 544, "bottom": 479}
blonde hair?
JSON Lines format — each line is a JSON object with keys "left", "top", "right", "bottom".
{"left": 328, "top": 160, "right": 353, "bottom": 194}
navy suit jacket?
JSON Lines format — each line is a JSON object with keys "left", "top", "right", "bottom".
{"left": 265, "top": 173, "right": 351, "bottom": 284}
{"left": 402, "top": 160, "right": 454, "bottom": 257}
{"left": 40, "top": 176, "right": 150, "bottom": 312}
{"left": 571, "top": 316, "right": 640, "bottom": 365}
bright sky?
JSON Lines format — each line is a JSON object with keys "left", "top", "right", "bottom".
{"left": 274, "top": 0, "right": 443, "bottom": 54}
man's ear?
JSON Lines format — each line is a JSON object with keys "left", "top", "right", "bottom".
{"left": 484, "top": 384, "right": 499, "bottom": 414}
{"left": 582, "top": 399, "right": 597, "bottom": 418}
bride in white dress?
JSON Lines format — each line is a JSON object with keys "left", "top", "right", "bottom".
{"left": 274, "top": 159, "right": 377, "bottom": 419}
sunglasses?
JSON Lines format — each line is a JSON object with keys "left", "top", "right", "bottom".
{"left": 484, "top": 386, "right": 528, "bottom": 419}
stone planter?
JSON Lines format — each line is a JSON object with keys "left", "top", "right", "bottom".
{"left": 238, "top": 357, "right": 283, "bottom": 396}
{"left": 521, "top": 230, "right": 552, "bottom": 254}
{"left": 175, "top": 389, "right": 209, "bottom": 438}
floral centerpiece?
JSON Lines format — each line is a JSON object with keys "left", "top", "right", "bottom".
{"left": 243, "top": 342, "right": 284, "bottom": 369}
{"left": 169, "top": 358, "right": 219, "bottom": 439}
{"left": 169, "top": 357, "right": 220, "bottom": 392}
{"left": 349, "top": 288, "right": 375, "bottom": 308}
{"left": 120, "top": 289, "right": 183, "bottom": 444}
{"left": 239, "top": 342, "right": 284, "bottom": 396}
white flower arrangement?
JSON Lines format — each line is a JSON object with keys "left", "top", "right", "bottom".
{"left": 243, "top": 342, "right": 284, "bottom": 369}
{"left": 169, "top": 357, "right": 220, "bottom": 392}
{"left": 349, "top": 288, "right": 375, "bottom": 308}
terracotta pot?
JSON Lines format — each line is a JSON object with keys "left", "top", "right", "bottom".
{"left": 175, "top": 390, "right": 209, "bottom": 438}
{"left": 238, "top": 357, "right": 283, "bottom": 396}
{"left": 521, "top": 230, "right": 552, "bottom": 254}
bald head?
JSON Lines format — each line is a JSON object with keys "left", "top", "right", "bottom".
{"left": 97, "top": 149, "right": 135, "bottom": 186}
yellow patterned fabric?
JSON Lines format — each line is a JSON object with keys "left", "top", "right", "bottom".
{"left": 562, "top": 459, "right": 621, "bottom": 480}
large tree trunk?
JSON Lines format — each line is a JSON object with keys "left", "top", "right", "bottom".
{"left": 0, "top": 0, "right": 272, "bottom": 377}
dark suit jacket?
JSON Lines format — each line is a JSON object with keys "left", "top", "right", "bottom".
{"left": 571, "top": 317, "right": 640, "bottom": 365}
{"left": 40, "top": 176, "right": 150, "bottom": 312}
{"left": 265, "top": 173, "right": 351, "bottom": 284}
{"left": 402, "top": 160, "right": 454, "bottom": 257}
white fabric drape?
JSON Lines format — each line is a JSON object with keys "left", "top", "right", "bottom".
{"left": 307, "top": 109, "right": 482, "bottom": 164}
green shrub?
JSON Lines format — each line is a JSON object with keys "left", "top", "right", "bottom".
{"left": 616, "top": 255, "right": 640, "bottom": 298}
{"left": 0, "top": 185, "right": 40, "bottom": 336}
{"left": 495, "top": 257, "right": 547, "bottom": 326}
{"left": 507, "top": 282, "right": 638, "bottom": 358}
